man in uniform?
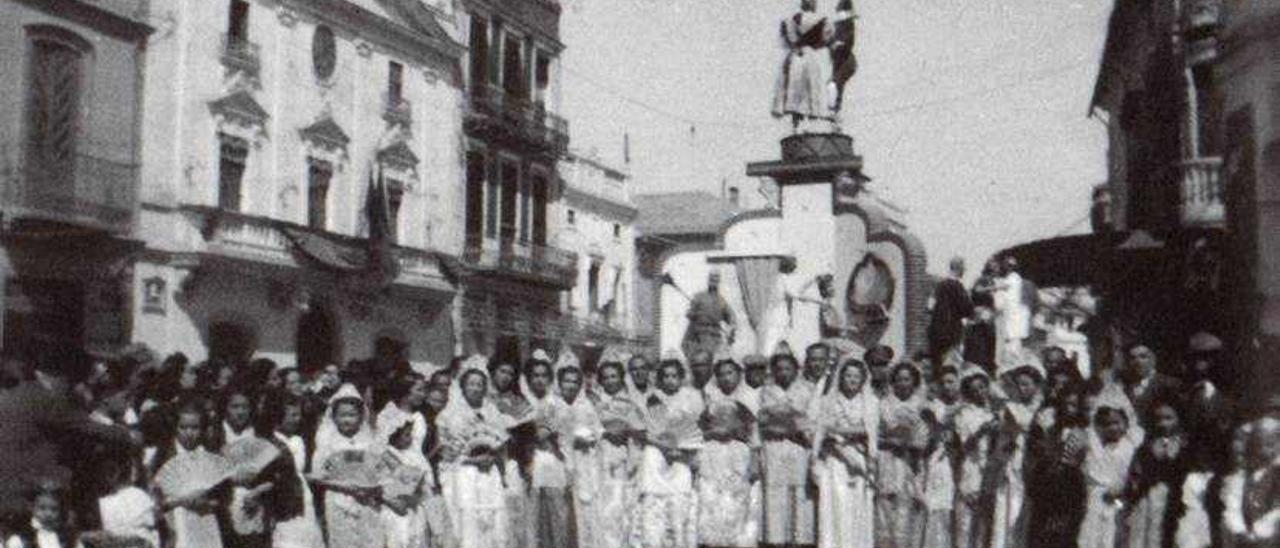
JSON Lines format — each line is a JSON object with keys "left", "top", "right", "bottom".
{"left": 681, "top": 272, "right": 736, "bottom": 361}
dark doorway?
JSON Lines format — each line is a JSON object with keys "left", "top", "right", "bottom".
{"left": 296, "top": 299, "right": 338, "bottom": 375}
{"left": 209, "top": 321, "right": 255, "bottom": 369}
{"left": 3, "top": 277, "right": 84, "bottom": 357}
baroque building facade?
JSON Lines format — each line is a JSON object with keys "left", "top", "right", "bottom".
{"left": 132, "top": 0, "right": 464, "bottom": 371}
{"left": 455, "top": 0, "right": 577, "bottom": 362}
{"left": 0, "top": 0, "right": 152, "bottom": 359}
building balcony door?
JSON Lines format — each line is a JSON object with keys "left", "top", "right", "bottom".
{"left": 2, "top": 277, "right": 84, "bottom": 358}
{"left": 208, "top": 321, "right": 255, "bottom": 370}
{"left": 296, "top": 299, "right": 338, "bottom": 375}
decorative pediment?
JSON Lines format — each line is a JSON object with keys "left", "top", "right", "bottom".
{"left": 208, "top": 90, "right": 269, "bottom": 128}
{"left": 299, "top": 117, "right": 351, "bottom": 152}
{"left": 378, "top": 140, "right": 419, "bottom": 172}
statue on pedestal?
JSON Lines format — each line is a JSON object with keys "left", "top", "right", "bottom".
{"left": 680, "top": 272, "right": 737, "bottom": 360}
{"left": 771, "top": 0, "right": 859, "bottom": 131}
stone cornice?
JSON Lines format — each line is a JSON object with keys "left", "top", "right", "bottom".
{"left": 271, "top": 0, "right": 465, "bottom": 71}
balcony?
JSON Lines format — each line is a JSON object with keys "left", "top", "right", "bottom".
{"left": 462, "top": 239, "right": 578, "bottom": 287}
{"left": 1180, "top": 156, "right": 1224, "bottom": 227}
{"left": 220, "top": 33, "right": 260, "bottom": 76}
{"left": 1181, "top": 0, "right": 1221, "bottom": 66}
{"left": 4, "top": 152, "right": 138, "bottom": 233}
{"left": 382, "top": 92, "right": 413, "bottom": 126}
{"left": 464, "top": 83, "right": 570, "bottom": 158}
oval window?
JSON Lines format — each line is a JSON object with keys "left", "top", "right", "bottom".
{"left": 312, "top": 25, "right": 336, "bottom": 80}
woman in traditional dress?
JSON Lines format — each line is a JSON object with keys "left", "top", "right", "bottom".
{"left": 919, "top": 365, "right": 962, "bottom": 548}
{"left": 437, "top": 355, "right": 511, "bottom": 548}
{"left": 771, "top": 0, "right": 835, "bottom": 127}
{"left": 1025, "top": 385, "right": 1089, "bottom": 548}
{"left": 953, "top": 367, "right": 998, "bottom": 548}
{"left": 376, "top": 373, "right": 429, "bottom": 456}
{"left": 810, "top": 358, "right": 878, "bottom": 548}
{"left": 592, "top": 359, "right": 646, "bottom": 548}
{"left": 1078, "top": 402, "right": 1143, "bottom": 548}
{"left": 310, "top": 383, "right": 383, "bottom": 548}
{"left": 554, "top": 353, "right": 605, "bottom": 548}
{"left": 378, "top": 419, "right": 430, "bottom": 548}
{"left": 631, "top": 358, "right": 704, "bottom": 548}
{"left": 514, "top": 352, "right": 576, "bottom": 548}
{"left": 152, "top": 400, "right": 227, "bottom": 548}
{"left": 758, "top": 351, "right": 817, "bottom": 548}
{"left": 265, "top": 394, "right": 324, "bottom": 548}
{"left": 698, "top": 357, "right": 761, "bottom": 548}
{"left": 990, "top": 362, "right": 1043, "bottom": 548}
{"left": 489, "top": 356, "right": 533, "bottom": 548}
{"left": 1123, "top": 399, "right": 1192, "bottom": 548}
{"left": 875, "top": 362, "right": 927, "bottom": 548}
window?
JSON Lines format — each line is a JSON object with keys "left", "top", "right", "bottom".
{"left": 387, "top": 182, "right": 404, "bottom": 245}
{"left": 503, "top": 33, "right": 523, "bottom": 97}
{"left": 307, "top": 159, "right": 332, "bottom": 230}
{"left": 567, "top": 209, "right": 576, "bottom": 225}
{"left": 25, "top": 29, "right": 87, "bottom": 191}
{"left": 588, "top": 262, "right": 600, "bottom": 312}
{"left": 534, "top": 52, "right": 551, "bottom": 106}
{"left": 227, "top": 0, "right": 249, "bottom": 40}
{"left": 499, "top": 161, "right": 518, "bottom": 244}
{"left": 532, "top": 174, "right": 548, "bottom": 245}
{"left": 519, "top": 172, "right": 531, "bottom": 242}
{"left": 465, "top": 151, "right": 486, "bottom": 245}
{"left": 485, "top": 157, "right": 499, "bottom": 238}
{"left": 388, "top": 61, "right": 404, "bottom": 103}
{"left": 218, "top": 134, "right": 248, "bottom": 211}
{"left": 469, "top": 17, "right": 489, "bottom": 89}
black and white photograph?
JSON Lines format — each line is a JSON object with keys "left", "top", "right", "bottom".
{"left": 0, "top": 1, "right": 1276, "bottom": 547}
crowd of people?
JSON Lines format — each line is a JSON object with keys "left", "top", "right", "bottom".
{"left": 0, "top": 326, "right": 1275, "bottom": 548}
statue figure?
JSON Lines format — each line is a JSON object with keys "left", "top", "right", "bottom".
{"left": 681, "top": 272, "right": 736, "bottom": 360}
{"left": 772, "top": 0, "right": 859, "bottom": 130}
{"left": 828, "top": 0, "right": 858, "bottom": 112}
{"left": 771, "top": 0, "right": 835, "bottom": 129}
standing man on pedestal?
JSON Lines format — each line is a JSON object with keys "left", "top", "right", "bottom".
{"left": 681, "top": 272, "right": 736, "bottom": 361}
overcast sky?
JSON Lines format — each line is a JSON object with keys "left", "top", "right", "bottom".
{"left": 557, "top": 0, "right": 1112, "bottom": 277}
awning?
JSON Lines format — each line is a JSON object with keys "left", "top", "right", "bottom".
{"left": 998, "top": 231, "right": 1129, "bottom": 287}
{"left": 281, "top": 226, "right": 369, "bottom": 273}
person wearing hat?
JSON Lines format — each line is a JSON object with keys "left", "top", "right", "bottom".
{"left": 681, "top": 272, "right": 737, "bottom": 363}
{"left": 1182, "top": 332, "right": 1236, "bottom": 472}
{"left": 928, "top": 257, "right": 975, "bottom": 373}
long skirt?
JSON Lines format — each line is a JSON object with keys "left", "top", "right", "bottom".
{"left": 593, "top": 442, "right": 637, "bottom": 548}
{"left": 324, "top": 492, "right": 382, "bottom": 548}
{"left": 529, "top": 487, "right": 576, "bottom": 548}
{"left": 1078, "top": 487, "right": 1122, "bottom": 548}
{"left": 442, "top": 465, "right": 509, "bottom": 548}
{"left": 992, "top": 468, "right": 1028, "bottom": 548}
{"left": 814, "top": 458, "right": 874, "bottom": 548}
{"left": 383, "top": 504, "right": 427, "bottom": 548}
{"left": 1126, "top": 484, "right": 1170, "bottom": 548}
{"left": 954, "top": 495, "right": 993, "bottom": 548}
{"left": 697, "top": 441, "right": 758, "bottom": 547}
{"left": 273, "top": 471, "right": 324, "bottom": 548}
{"left": 632, "top": 490, "right": 699, "bottom": 548}
{"left": 761, "top": 441, "right": 815, "bottom": 547}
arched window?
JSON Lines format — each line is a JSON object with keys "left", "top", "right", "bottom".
{"left": 25, "top": 26, "right": 91, "bottom": 192}
{"left": 847, "top": 254, "right": 895, "bottom": 344}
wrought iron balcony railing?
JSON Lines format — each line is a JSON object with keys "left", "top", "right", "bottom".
{"left": 5, "top": 152, "right": 138, "bottom": 233}
{"left": 462, "top": 239, "right": 578, "bottom": 287}
{"left": 221, "top": 33, "right": 261, "bottom": 76}
{"left": 1180, "top": 156, "right": 1224, "bottom": 227}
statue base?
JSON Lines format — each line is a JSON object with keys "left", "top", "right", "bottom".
{"left": 746, "top": 132, "right": 868, "bottom": 186}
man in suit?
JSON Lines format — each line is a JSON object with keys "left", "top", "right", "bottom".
{"left": 1182, "top": 332, "right": 1236, "bottom": 471}
{"left": 1119, "top": 342, "right": 1183, "bottom": 426}
{"left": 0, "top": 342, "right": 137, "bottom": 530}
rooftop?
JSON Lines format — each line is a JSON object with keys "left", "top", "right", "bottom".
{"left": 634, "top": 191, "right": 740, "bottom": 237}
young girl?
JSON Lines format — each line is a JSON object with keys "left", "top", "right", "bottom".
{"left": 1124, "top": 399, "right": 1192, "bottom": 548}
{"left": 919, "top": 365, "right": 962, "bottom": 548}
{"left": 153, "top": 401, "right": 226, "bottom": 548}
{"left": 875, "top": 362, "right": 927, "bottom": 548}
{"left": 266, "top": 394, "right": 323, "bottom": 548}
{"left": 990, "top": 363, "right": 1043, "bottom": 548}
{"left": 697, "top": 357, "right": 759, "bottom": 548}
{"left": 1078, "top": 404, "right": 1143, "bottom": 548}
{"left": 1025, "top": 387, "right": 1089, "bottom": 548}
{"left": 521, "top": 355, "right": 574, "bottom": 548}
{"left": 758, "top": 351, "right": 817, "bottom": 548}
{"left": 310, "top": 384, "right": 383, "bottom": 548}
{"left": 953, "top": 367, "right": 998, "bottom": 548}
{"left": 6, "top": 477, "right": 80, "bottom": 548}
{"left": 379, "top": 421, "right": 429, "bottom": 548}
{"left": 491, "top": 356, "right": 533, "bottom": 548}
{"left": 810, "top": 358, "right": 878, "bottom": 548}
{"left": 556, "top": 354, "right": 605, "bottom": 548}
{"left": 437, "top": 355, "right": 511, "bottom": 548}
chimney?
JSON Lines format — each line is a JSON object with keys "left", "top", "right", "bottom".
{"left": 728, "top": 186, "right": 740, "bottom": 207}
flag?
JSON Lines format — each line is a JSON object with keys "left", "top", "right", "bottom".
{"left": 364, "top": 163, "right": 399, "bottom": 285}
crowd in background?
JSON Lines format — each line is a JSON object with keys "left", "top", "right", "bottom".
{"left": 0, "top": 322, "right": 1275, "bottom": 548}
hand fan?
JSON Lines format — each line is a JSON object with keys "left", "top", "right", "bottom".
{"left": 318, "top": 449, "right": 381, "bottom": 490}
{"left": 377, "top": 452, "right": 426, "bottom": 501}
{"left": 154, "top": 450, "right": 234, "bottom": 501}
{"left": 223, "top": 437, "right": 281, "bottom": 477}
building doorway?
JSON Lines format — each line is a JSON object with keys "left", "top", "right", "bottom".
{"left": 296, "top": 299, "right": 338, "bottom": 375}
{"left": 2, "top": 277, "right": 84, "bottom": 356}
{"left": 208, "top": 321, "right": 255, "bottom": 369}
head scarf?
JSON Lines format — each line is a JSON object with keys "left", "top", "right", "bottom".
{"left": 313, "top": 383, "right": 375, "bottom": 467}
{"left": 809, "top": 359, "right": 879, "bottom": 462}
{"left": 435, "top": 355, "right": 510, "bottom": 468}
